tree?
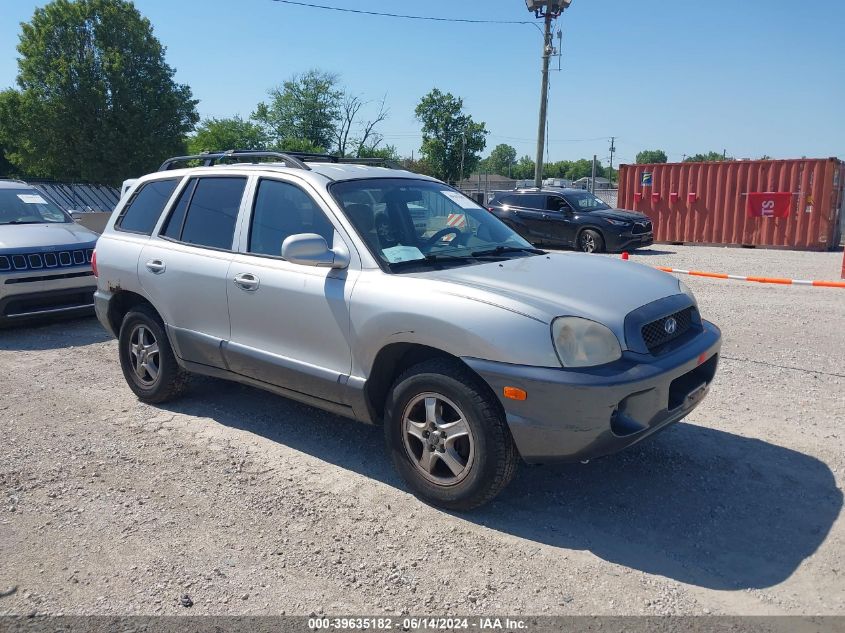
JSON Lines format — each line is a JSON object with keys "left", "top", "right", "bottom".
{"left": 333, "top": 94, "right": 389, "bottom": 158}
{"left": 635, "top": 149, "right": 668, "bottom": 164}
{"left": 253, "top": 69, "right": 342, "bottom": 152}
{"left": 511, "top": 155, "right": 535, "bottom": 180}
{"left": 0, "top": 0, "right": 198, "bottom": 185}
{"left": 415, "top": 88, "right": 487, "bottom": 183}
{"left": 684, "top": 151, "right": 732, "bottom": 162}
{"left": 484, "top": 144, "right": 517, "bottom": 177}
{"left": 187, "top": 116, "right": 269, "bottom": 155}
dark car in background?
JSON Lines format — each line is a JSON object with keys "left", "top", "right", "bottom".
{"left": 488, "top": 188, "right": 654, "bottom": 253}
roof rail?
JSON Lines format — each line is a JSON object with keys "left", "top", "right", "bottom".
{"left": 285, "top": 152, "right": 398, "bottom": 168}
{"left": 157, "top": 150, "right": 311, "bottom": 172}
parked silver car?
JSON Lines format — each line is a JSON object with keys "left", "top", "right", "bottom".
{"left": 93, "top": 151, "right": 721, "bottom": 509}
{"left": 0, "top": 179, "right": 98, "bottom": 324}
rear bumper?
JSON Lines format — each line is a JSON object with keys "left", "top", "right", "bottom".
{"left": 464, "top": 320, "right": 721, "bottom": 463}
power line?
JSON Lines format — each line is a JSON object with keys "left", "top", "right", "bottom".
{"left": 270, "top": 0, "right": 537, "bottom": 25}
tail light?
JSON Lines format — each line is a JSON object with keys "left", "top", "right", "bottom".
{"left": 91, "top": 250, "right": 98, "bottom": 277}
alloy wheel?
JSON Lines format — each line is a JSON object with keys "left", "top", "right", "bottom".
{"left": 402, "top": 392, "right": 475, "bottom": 486}
{"left": 128, "top": 324, "right": 160, "bottom": 386}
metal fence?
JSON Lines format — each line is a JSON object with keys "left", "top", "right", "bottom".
{"left": 27, "top": 181, "right": 121, "bottom": 213}
{"left": 455, "top": 187, "right": 621, "bottom": 209}
{"left": 594, "top": 188, "right": 619, "bottom": 208}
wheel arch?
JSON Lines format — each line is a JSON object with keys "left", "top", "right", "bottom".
{"left": 363, "top": 342, "right": 495, "bottom": 425}
{"left": 106, "top": 290, "right": 160, "bottom": 336}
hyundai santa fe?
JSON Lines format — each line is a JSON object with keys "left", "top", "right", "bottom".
{"left": 93, "top": 151, "right": 720, "bottom": 510}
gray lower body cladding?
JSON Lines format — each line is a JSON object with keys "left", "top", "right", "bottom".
{"left": 464, "top": 321, "right": 721, "bottom": 463}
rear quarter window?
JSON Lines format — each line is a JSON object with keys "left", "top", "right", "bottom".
{"left": 115, "top": 179, "right": 180, "bottom": 234}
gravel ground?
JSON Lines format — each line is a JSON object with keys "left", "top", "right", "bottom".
{"left": 0, "top": 245, "right": 843, "bottom": 617}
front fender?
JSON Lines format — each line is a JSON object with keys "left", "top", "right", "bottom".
{"left": 349, "top": 276, "right": 559, "bottom": 378}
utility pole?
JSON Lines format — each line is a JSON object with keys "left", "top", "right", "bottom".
{"left": 534, "top": 8, "right": 554, "bottom": 189}
{"left": 590, "top": 154, "right": 597, "bottom": 193}
{"left": 527, "top": 1, "right": 571, "bottom": 189}
{"left": 459, "top": 131, "right": 466, "bottom": 184}
{"left": 608, "top": 136, "right": 616, "bottom": 184}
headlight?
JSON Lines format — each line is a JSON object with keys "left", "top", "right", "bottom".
{"left": 678, "top": 279, "right": 697, "bottom": 305}
{"left": 551, "top": 317, "right": 622, "bottom": 368}
{"left": 604, "top": 218, "right": 630, "bottom": 227}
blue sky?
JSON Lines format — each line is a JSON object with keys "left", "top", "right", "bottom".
{"left": 1, "top": 0, "right": 843, "bottom": 166}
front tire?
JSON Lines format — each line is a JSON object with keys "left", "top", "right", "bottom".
{"left": 118, "top": 304, "right": 188, "bottom": 403}
{"left": 384, "top": 358, "right": 519, "bottom": 510}
{"left": 578, "top": 228, "right": 605, "bottom": 253}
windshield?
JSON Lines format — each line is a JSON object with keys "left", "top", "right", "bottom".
{"left": 562, "top": 191, "right": 611, "bottom": 211}
{"left": 0, "top": 188, "right": 71, "bottom": 225}
{"left": 330, "top": 178, "right": 538, "bottom": 270}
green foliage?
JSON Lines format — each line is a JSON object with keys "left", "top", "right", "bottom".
{"left": 357, "top": 144, "right": 399, "bottom": 161}
{"left": 483, "top": 144, "right": 517, "bottom": 177}
{"left": 635, "top": 149, "right": 668, "bottom": 164}
{"left": 0, "top": 0, "right": 198, "bottom": 185}
{"left": 684, "top": 151, "right": 732, "bottom": 162}
{"left": 187, "top": 116, "right": 269, "bottom": 155}
{"left": 415, "top": 88, "right": 487, "bottom": 183}
{"left": 510, "top": 155, "right": 535, "bottom": 180}
{"left": 252, "top": 69, "right": 342, "bottom": 153}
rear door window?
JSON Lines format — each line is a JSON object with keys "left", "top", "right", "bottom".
{"left": 116, "top": 179, "right": 179, "bottom": 234}
{"left": 160, "top": 177, "right": 247, "bottom": 250}
{"left": 515, "top": 194, "right": 545, "bottom": 210}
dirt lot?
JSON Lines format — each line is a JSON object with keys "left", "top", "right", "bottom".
{"left": 1, "top": 245, "right": 843, "bottom": 616}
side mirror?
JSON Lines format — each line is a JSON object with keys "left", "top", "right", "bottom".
{"left": 281, "top": 233, "right": 350, "bottom": 269}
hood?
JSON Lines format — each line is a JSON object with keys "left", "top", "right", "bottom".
{"left": 0, "top": 222, "right": 99, "bottom": 250}
{"left": 421, "top": 252, "right": 685, "bottom": 348}
{"left": 592, "top": 208, "right": 651, "bottom": 222}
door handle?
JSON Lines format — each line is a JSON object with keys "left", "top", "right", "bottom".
{"left": 145, "top": 260, "right": 166, "bottom": 274}
{"left": 233, "top": 272, "right": 260, "bottom": 291}
{"left": 541, "top": 213, "right": 550, "bottom": 220}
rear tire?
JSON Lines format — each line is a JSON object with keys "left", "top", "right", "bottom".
{"left": 384, "top": 358, "right": 519, "bottom": 510}
{"left": 578, "top": 229, "right": 605, "bottom": 253}
{"left": 118, "top": 304, "right": 188, "bottom": 403}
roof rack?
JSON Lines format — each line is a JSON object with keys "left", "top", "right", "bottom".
{"left": 285, "top": 152, "right": 396, "bottom": 167}
{"left": 158, "top": 150, "right": 311, "bottom": 172}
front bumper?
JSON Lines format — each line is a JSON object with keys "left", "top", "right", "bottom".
{"left": 609, "top": 231, "right": 654, "bottom": 252}
{"left": 464, "top": 320, "right": 721, "bottom": 463}
{"left": 0, "top": 267, "right": 96, "bottom": 323}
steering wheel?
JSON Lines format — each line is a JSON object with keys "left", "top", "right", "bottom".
{"left": 426, "top": 227, "right": 462, "bottom": 246}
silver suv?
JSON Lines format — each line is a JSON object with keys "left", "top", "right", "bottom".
{"left": 1, "top": 179, "right": 99, "bottom": 324}
{"left": 94, "top": 151, "right": 721, "bottom": 509}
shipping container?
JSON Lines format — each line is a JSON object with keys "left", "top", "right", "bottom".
{"left": 617, "top": 158, "right": 844, "bottom": 251}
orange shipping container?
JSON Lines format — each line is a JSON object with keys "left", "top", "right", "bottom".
{"left": 617, "top": 158, "right": 844, "bottom": 251}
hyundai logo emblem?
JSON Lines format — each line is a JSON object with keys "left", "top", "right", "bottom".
{"left": 664, "top": 317, "right": 678, "bottom": 335}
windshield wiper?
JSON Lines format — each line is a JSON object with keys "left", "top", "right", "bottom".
{"left": 470, "top": 245, "right": 545, "bottom": 258}
{"left": 1, "top": 220, "right": 44, "bottom": 225}
{"left": 388, "top": 253, "right": 477, "bottom": 270}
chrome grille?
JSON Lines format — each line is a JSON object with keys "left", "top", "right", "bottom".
{"left": 641, "top": 307, "right": 693, "bottom": 352}
{"left": 632, "top": 221, "right": 653, "bottom": 235}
